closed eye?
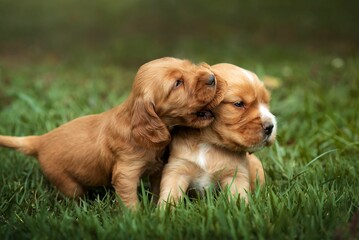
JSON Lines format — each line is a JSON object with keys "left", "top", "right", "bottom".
{"left": 173, "top": 79, "right": 183, "bottom": 89}
{"left": 234, "top": 101, "right": 245, "bottom": 108}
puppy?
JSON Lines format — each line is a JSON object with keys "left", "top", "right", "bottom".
{"left": 158, "top": 63, "right": 276, "bottom": 205}
{"left": 0, "top": 57, "right": 226, "bottom": 208}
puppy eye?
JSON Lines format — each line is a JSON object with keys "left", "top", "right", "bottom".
{"left": 234, "top": 101, "right": 245, "bottom": 108}
{"left": 174, "top": 79, "right": 183, "bottom": 89}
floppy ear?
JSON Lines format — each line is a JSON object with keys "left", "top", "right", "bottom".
{"left": 207, "top": 70, "right": 228, "bottom": 109}
{"left": 131, "top": 97, "right": 171, "bottom": 149}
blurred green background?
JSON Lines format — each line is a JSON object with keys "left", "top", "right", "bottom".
{"left": 1, "top": 1, "right": 359, "bottom": 238}
{"left": 0, "top": 0, "right": 358, "bottom": 67}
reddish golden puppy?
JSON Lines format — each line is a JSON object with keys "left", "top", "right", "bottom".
{"left": 0, "top": 57, "right": 226, "bottom": 208}
{"left": 159, "top": 63, "right": 276, "bottom": 205}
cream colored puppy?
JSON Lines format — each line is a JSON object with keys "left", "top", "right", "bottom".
{"left": 159, "top": 63, "right": 276, "bottom": 205}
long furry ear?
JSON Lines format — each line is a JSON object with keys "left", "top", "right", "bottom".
{"left": 131, "top": 97, "right": 171, "bottom": 149}
{"left": 207, "top": 70, "right": 228, "bottom": 109}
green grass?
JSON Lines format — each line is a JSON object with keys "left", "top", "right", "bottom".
{"left": 0, "top": 50, "right": 358, "bottom": 239}
{"left": 1, "top": 0, "right": 359, "bottom": 238}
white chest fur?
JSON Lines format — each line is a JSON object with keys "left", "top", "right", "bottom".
{"left": 189, "top": 143, "right": 213, "bottom": 190}
{"left": 195, "top": 143, "right": 210, "bottom": 170}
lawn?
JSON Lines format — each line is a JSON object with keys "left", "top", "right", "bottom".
{"left": 1, "top": 0, "right": 359, "bottom": 239}
{"left": 1, "top": 48, "right": 358, "bottom": 239}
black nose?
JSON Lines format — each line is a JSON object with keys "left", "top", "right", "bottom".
{"left": 206, "top": 74, "right": 216, "bottom": 86}
{"left": 263, "top": 123, "right": 274, "bottom": 136}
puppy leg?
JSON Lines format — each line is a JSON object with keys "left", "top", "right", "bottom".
{"left": 111, "top": 161, "right": 146, "bottom": 209}
{"left": 220, "top": 167, "right": 250, "bottom": 203}
{"left": 49, "top": 174, "right": 86, "bottom": 198}
{"left": 247, "top": 154, "right": 265, "bottom": 190}
{"left": 158, "top": 159, "right": 200, "bottom": 207}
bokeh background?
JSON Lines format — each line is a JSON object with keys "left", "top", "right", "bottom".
{"left": 1, "top": 0, "right": 358, "bottom": 67}
{"left": 1, "top": 1, "right": 359, "bottom": 238}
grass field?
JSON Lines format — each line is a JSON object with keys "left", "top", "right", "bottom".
{"left": 1, "top": 48, "right": 358, "bottom": 239}
{"left": 1, "top": 0, "right": 359, "bottom": 239}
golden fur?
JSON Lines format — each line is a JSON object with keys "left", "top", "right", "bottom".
{"left": 159, "top": 63, "right": 276, "bottom": 205}
{"left": 0, "top": 57, "right": 226, "bottom": 208}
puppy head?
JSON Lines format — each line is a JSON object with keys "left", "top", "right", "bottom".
{"left": 131, "top": 57, "right": 226, "bottom": 149}
{"left": 209, "top": 63, "right": 277, "bottom": 153}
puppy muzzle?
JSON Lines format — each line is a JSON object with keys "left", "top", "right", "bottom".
{"left": 206, "top": 74, "right": 216, "bottom": 86}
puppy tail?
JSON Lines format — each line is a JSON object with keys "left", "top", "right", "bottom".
{"left": 0, "top": 135, "right": 39, "bottom": 156}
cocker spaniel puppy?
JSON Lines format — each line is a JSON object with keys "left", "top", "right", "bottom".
{"left": 0, "top": 57, "right": 226, "bottom": 208}
{"left": 159, "top": 63, "right": 276, "bottom": 205}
